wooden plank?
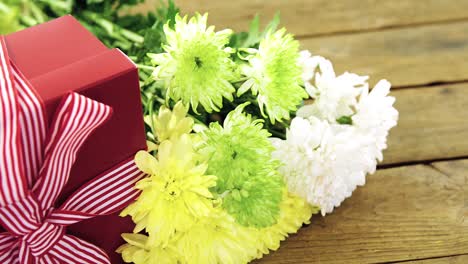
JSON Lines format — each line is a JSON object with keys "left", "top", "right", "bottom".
{"left": 397, "top": 160, "right": 468, "bottom": 264}
{"left": 137, "top": 0, "right": 468, "bottom": 37}
{"left": 402, "top": 254, "right": 468, "bottom": 263}
{"left": 431, "top": 159, "right": 468, "bottom": 217}
{"left": 255, "top": 160, "right": 468, "bottom": 263}
{"left": 382, "top": 83, "right": 468, "bottom": 165}
{"left": 301, "top": 21, "right": 468, "bottom": 88}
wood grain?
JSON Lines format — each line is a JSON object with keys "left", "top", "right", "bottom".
{"left": 431, "top": 159, "right": 468, "bottom": 217}
{"left": 301, "top": 21, "right": 468, "bottom": 88}
{"left": 137, "top": 0, "right": 468, "bottom": 37}
{"left": 256, "top": 160, "right": 468, "bottom": 263}
{"left": 382, "top": 83, "right": 468, "bottom": 165}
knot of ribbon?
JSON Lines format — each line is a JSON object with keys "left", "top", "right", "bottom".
{"left": 0, "top": 37, "right": 145, "bottom": 264}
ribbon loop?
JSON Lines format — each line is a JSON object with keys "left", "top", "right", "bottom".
{"left": 32, "top": 92, "right": 112, "bottom": 211}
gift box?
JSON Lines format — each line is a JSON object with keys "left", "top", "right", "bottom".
{"left": 2, "top": 15, "right": 146, "bottom": 263}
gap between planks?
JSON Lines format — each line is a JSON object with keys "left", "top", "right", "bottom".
{"left": 383, "top": 253, "right": 468, "bottom": 263}
{"left": 379, "top": 156, "right": 468, "bottom": 170}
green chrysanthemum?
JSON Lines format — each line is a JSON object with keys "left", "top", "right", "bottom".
{"left": 149, "top": 13, "right": 238, "bottom": 113}
{"left": 238, "top": 28, "right": 308, "bottom": 123}
{"left": 198, "top": 103, "right": 284, "bottom": 228}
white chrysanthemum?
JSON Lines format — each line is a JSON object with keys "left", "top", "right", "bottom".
{"left": 297, "top": 50, "right": 366, "bottom": 123}
{"left": 271, "top": 117, "right": 373, "bottom": 215}
{"left": 298, "top": 50, "right": 398, "bottom": 166}
{"left": 353, "top": 80, "right": 398, "bottom": 163}
{"left": 273, "top": 51, "right": 398, "bottom": 215}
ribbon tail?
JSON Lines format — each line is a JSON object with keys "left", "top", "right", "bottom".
{"left": 0, "top": 36, "right": 46, "bottom": 190}
{"left": 12, "top": 61, "right": 47, "bottom": 188}
{"left": 18, "top": 241, "right": 34, "bottom": 264}
{"left": 0, "top": 36, "right": 28, "bottom": 206}
{"left": 46, "top": 159, "right": 145, "bottom": 226}
{"left": 59, "top": 158, "right": 145, "bottom": 217}
{"left": 47, "top": 234, "right": 110, "bottom": 264}
{"left": 32, "top": 92, "right": 113, "bottom": 210}
{"left": 0, "top": 233, "right": 19, "bottom": 264}
{"left": 0, "top": 248, "right": 19, "bottom": 264}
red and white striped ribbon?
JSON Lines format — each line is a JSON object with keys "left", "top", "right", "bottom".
{"left": 0, "top": 36, "right": 145, "bottom": 263}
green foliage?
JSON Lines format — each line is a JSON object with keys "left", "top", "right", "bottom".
{"left": 0, "top": 1, "right": 21, "bottom": 34}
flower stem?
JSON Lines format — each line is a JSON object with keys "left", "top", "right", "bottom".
{"left": 136, "top": 64, "right": 156, "bottom": 71}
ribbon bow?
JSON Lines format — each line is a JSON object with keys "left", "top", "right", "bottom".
{"left": 0, "top": 37, "right": 145, "bottom": 263}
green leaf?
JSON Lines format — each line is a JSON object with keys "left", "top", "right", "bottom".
{"left": 336, "top": 115, "right": 353, "bottom": 125}
{"left": 240, "top": 14, "right": 260, "bottom": 48}
{"left": 234, "top": 12, "right": 282, "bottom": 48}
{"left": 261, "top": 11, "right": 281, "bottom": 37}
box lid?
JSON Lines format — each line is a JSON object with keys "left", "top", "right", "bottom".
{"left": 6, "top": 15, "right": 108, "bottom": 80}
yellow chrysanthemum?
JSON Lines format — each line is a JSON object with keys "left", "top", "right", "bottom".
{"left": 121, "top": 134, "right": 217, "bottom": 246}
{"left": 248, "top": 189, "right": 319, "bottom": 259}
{"left": 117, "top": 234, "right": 180, "bottom": 264}
{"left": 144, "top": 101, "right": 193, "bottom": 142}
{"left": 174, "top": 208, "right": 258, "bottom": 264}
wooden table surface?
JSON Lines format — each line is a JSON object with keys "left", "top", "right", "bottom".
{"left": 139, "top": 1, "right": 468, "bottom": 263}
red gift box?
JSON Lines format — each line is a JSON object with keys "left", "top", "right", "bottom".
{"left": 3, "top": 15, "right": 146, "bottom": 263}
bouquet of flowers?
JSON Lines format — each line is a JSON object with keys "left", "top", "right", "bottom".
{"left": 2, "top": 1, "right": 398, "bottom": 263}
{"left": 117, "top": 13, "right": 398, "bottom": 264}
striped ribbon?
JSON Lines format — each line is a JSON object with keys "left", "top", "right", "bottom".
{"left": 0, "top": 36, "right": 145, "bottom": 263}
